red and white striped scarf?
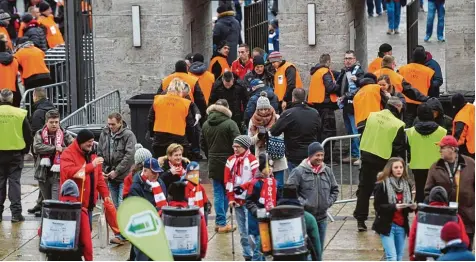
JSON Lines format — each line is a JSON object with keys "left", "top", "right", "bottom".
{"left": 307, "top": 158, "right": 323, "bottom": 174}
{"left": 259, "top": 177, "right": 277, "bottom": 211}
{"left": 141, "top": 172, "right": 168, "bottom": 209}
{"left": 169, "top": 161, "right": 186, "bottom": 176}
{"left": 40, "top": 126, "right": 64, "bottom": 173}
{"left": 225, "top": 150, "right": 258, "bottom": 200}
{"left": 184, "top": 181, "right": 205, "bottom": 215}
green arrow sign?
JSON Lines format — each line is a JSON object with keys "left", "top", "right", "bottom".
{"left": 118, "top": 197, "right": 173, "bottom": 261}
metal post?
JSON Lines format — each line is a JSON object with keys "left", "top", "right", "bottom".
{"left": 406, "top": 0, "right": 419, "bottom": 64}
{"left": 65, "top": 0, "right": 78, "bottom": 111}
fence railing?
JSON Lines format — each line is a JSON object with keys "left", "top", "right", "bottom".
{"left": 45, "top": 45, "right": 67, "bottom": 84}
{"left": 20, "top": 82, "right": 70, "bottom": 118}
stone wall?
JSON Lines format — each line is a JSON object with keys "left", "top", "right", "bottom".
{"left": 445, "top": 0, "right": 475, "bottom": 93}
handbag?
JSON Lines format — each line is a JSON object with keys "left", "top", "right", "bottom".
{"left": 267, "top": 135, "right": 285, "bottom": 160}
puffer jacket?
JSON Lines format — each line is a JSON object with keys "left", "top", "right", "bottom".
{"left": 244, "top": 85, "right": 279, "bottom": 124}
{"left": 23, "top": 21, "right": 48, "bottom": 52}
{"left": 213, "top": 11, "right": 241, "bottom": 65}
{"left": 286, "top": 159, "right": 339, "bottom": 222}
{"left": 97, "top": 125, "right": 137, "bottom": 182}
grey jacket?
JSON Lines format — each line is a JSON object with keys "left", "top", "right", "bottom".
{"left": 97, "top": 125, "right": 137, "bottom": 182}
{"left": 33, "top": 127, "right": 74, "bottom": 182}
{"left": 287, "top": 159, "right": 339, "bottom": 221}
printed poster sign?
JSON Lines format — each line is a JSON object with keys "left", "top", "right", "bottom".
{"left": 270, "top": 217, "right": 305, "bottom": 250}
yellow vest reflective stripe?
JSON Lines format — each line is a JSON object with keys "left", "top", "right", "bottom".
{"left": 360, "top": 109, "right": 405, "bottom": 159}
{"left": 0, "top": 105, "right": 27, "bottom": 150}
{"left": 407, "top": 126, "right": 447, "bottom": 169}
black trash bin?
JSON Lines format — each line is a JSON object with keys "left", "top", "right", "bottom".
{"left": 438, "top": 91, "right": 475, "bottom": 118}
{"left": 66, "top": 124, "right": 104, "bottom": 142}
{"left": 126, "top": 94, "right": 155, "bottom": 151}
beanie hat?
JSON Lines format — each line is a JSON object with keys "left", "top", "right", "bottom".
{"left": 451, "top": 93, "right": 466, "bottom": 109}
{"left": 378, "top": 43, "right": 392, "bottom": 57}
{"left": 134, "top": 144, "right": 152, "bottom": 165}
{"left": 253, "top": 55, "right": 265, "bottom": 67}
{"left": 60, "top": 179, "right": 80, "bottom": 198}
{"left": 308, "top": 142, "right": 324, "bottom": 157}
{"left": 217, "top": 3, "right": 233, "bottom": 14}
{"left": 216, "top": 40, "right": 229, "bottom": 52}
{"left": 268, "top": 51, "right": 282, "bottom": 63}
{"left": 429, "top": 186, "right": 448, "bottom": 204}
{"left": 39, "top": 1, "right": 51, "bottom": 13}
{"left": 192, "top": 53, "right": 204, "bottom": 63}
{"left": 185, "top": 161, "right": 200, "bottom": 184}
{"left": 256, "top": 92, "right": 272, "bottom": 110}
{"left": 251, "top": 79, "right": 265, "bottom": 91}
{"left": 258, "top": 153, "right": 271, "bottom": 171}
{"left": 440, "top": 221, "right": 462, "bottom": 242}
{"left": 0, "top": 9, "right": 10, "bottom": 21}
{"left": 417, "top": 103, "right": 434, "bottom": 122}
{"left": 412, "top": 46, "right": 427, "bottom": 64}
{"left": 21, "top": 13, "right": 33, "bottom": 23}
{"left": 234, "top": 135, "right": 252, "bottom": 150}
{"left": 175, "top": 60, "right": 188, "bottom": 73}
{"left": 76, "top": 129, "right": 95, "bottom": 144}
{"left": 168, "top": 181, "right": 187, "bottom": 202}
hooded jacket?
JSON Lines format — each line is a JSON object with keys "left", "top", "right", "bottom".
{"left": 414, "top": 97, "right": 453, "bottom": 134}
{"left": 244, "top": 67, "right": 274, "bottom": 88}
{"left": 437, "top": 242, "right": 475, "bottom": 261}
{"left": 189, "top": 61, "right": 215, "bottom": 105}
{"left": 244, "top": 85, "right": 279, "bottom": 123}
{"left": 213, "top": 11, "right": 241, "bottom": 64}
{"left": 201, "top": 104, "right": 241, "bottom": 180}
{"left": 189, "top": 61, "right": 208, "bottom": 76}
{"left": 30, "top": 98, "right": 55, "bottom": 135}
{"left": 23, "top": 20, "right": 48, "bottom": 52}
{"left": 309, "top": 64, "right": 340, "bottom": 109}
{"left": 0, "top": 51, "right": 18, "bottom": 92}
{"left": 287, "top": 160, "right": 339, "bottom": 222}
{"left": 425, "top": 52, "right": 443, "bottom": 98}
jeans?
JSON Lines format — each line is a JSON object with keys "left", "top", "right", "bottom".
{"left": 212, "top": 179, "right": 229, "bottom": 227}
{"left": 252, "top": 235, "right": 266, "bottom": 261}
{"left": 342, "top": 112, "right": 360, "bottom": 158}
{"left": 380, "top": 223, "right": 406, "bottom": 261}
{"left": 367, "top": 0, "right": 383, "bottom": 15}
{"left": 426, "top": 1, "right": 445, "bottom": 40}
{"left": 108, "top": 182, "right": 124, "bottom": 209}
{"left": 287, "top": 160, "right": 299, "bottom": 174}
{"left": 273, "top": 170, "right": 285, "bottom": 190}
{"left": 235, "top": 206, "right": 252, "bottom": 259}
{"left": 317, "top": 220, "right": 328, "bottom": 252}
{"left": 386, "top": 1, "right": 402, "bottom": 30}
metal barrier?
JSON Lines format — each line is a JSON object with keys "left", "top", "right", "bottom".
{"left": 20, "top": 82, "right": 70, "bottom": 118}
{"left": 45, "top": 45, "right": 67, "bottom": 84}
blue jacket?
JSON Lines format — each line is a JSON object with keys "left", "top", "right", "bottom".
{"left": 244, "top": 85, "right": 279, "bottom": 124}
{"left": 437, "top": 242, "right": 475, "bottom": 261}
{"left": 425, "top": 51, "right": 443, "bottom": 97}
{"left": 268, "top": 28, "right": 279, "bottom": 53}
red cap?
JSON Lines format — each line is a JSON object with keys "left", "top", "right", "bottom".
{"left": 436, "top": 135, "right": 458, "bottom": 147}
{"left": 440, "top": 221, "right": 462, "bottom": 242}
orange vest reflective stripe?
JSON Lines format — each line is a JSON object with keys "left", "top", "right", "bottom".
{"left": 38, "top": 15, "right": 64, "bottom": 48}
{"left": 18, "top": 22, "right": 26, "bottom": 38}
{"left": 0, "top": 27, "right": 12, "bottom": 50}
{"left": 14, "top": 46, "right": 50, "bottom": 80}
{"left": 153, "top": 94, "right": 191, "bottom": 136}
{"left": 368, "top": 57, "right": 383, "bottom": 73}
{"left": 191, "top": 71, "right": 215, "bottom": 105}
{"left": 208, "top": 56, "right": 230, "bottom": 76}
{"left": 0, "top": 58, "right": 19, "bottom": 92}
{"left": 274, "top": 62, "right": 303, "bottom": 101}
{"left": 308, "top": 67, "right": 337, "bottom": 104}
{"left": 453, "top": 103, "right": 475, "bottom": 154}
{"left": 398, "top": 63, "right": 434, "bottom": 105}
{"left": 353, "top": 84, "right": 383, "bottom": 127}
{"left": 161, "top": 72, "right": 198, "bottom": 102}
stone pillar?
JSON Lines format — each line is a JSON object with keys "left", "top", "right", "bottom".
{"left": 444, "top": 0, "right": 475, "bottom": 93}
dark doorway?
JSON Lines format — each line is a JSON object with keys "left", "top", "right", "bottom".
{"left": 406, "top": 0, "right": 419, "bottom": 63}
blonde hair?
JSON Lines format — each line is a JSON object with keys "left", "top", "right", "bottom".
{"left": 381, "top": 55, "right": 395, "bottom": 68}
{"left": 376, "top": 157, "right": 409, "bottom": 183}
{"left": 166, "top": 143, "right": 184, "bottom": 157}
{"left": 377, "top": 74, "right": 395, "bottom": 93}
{"left": 167, "top": 78, "right": 190, "bottom": 95}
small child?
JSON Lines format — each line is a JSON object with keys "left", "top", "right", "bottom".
{"left": 182, "top": 161, "right": 211, "bottom": 225}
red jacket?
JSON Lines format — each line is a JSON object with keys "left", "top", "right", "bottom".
{"left": 122, "top": 172, "right": 134, "bottom": 198}
{"left": 168, "top": 201, "right": 208, "bottom": 259}
{"left": 231, "top": 58, "right": 254, "bottom": 80}
{"left": 408, "top": 202, "right": 470, "bottom": 261}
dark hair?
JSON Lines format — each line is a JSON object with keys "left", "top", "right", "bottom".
{"left": 192, "top": 53, "right": 204, "bottom": 63}
{"left": 377, "top": 75, "right": 395, "bottom": 93}
{"left": 175, "top": 60, "right": 188, "bottom": 73}
{"left": 108, "top": 112, "right": 123, "bottom": 122}
{"left": 216, "top": 99, "right": 229, "bottom": 108}
{"left": 252, "top": 47, "right": 265, "bottom": 56}
{"left": 319, "top": 54, "right": 331, "bottom": 65}
{"left": 45, "top": 109, "right": 60, "bottom": 121}
{"left": 238, "top": 43, "right": 249, "bottom": 51}
{"left": 292, "top": 88, "right": 306, "bottom": 103}
{"left": 223, "top": 71, "right": 234, "bottom": 81}
{"left": 345, "top": 50, "right": 355, "bottom": 56}
{"left": 185, "top": 53, "right": 193, "bottom": 61}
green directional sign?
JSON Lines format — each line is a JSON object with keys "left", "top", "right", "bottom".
{"left": 118, "top": 197, "right": 173, "bottom": 261}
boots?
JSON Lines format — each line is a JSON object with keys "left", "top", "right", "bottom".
{"left": 357, "top": 220, "right": 367, "bottom": 232}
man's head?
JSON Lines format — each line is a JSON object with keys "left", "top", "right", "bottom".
{"left": 319, "top": 54, "right": 331, "bottom": 68}
{"left": 268, "top": 51, "right": 283, "bottom": 69}
{"left": 215, "top": 99, "right": 229, "bottom": 108}
{"left": 269, "top": 19, "right": 278, "bottom": 32}
{"left": 217, "top": 41, "right": 230, "bottom": 57}
{"left": 344, "top": 50, "right": 356, "bottom": 68}
{"left": 417, "top": 103, "right": 434, "bottom": 122}
{"left": 0, "top": 89, "right": 13, "bottom": 104}
{"left": 412, "top": 45, "right": 427, "bottom": 64}
{"left": 253, "top": 55, "right": 265, "bottom": 75}
{"left": 222, "top": 71, "right": 234, "bottom": 89}
{"left": 107, "top": 112, "right": 123, "bottom": 134}
{"left": 33, "top": 87, "right": 46, "bottom": 103}
{"left": 22, "top": 13, "right": 34, "bottom": 24}
{"left": 378, "top": 43, "right": 392, "bottom": 58}
{"left": 192, "top": 53, "right": 204, "bottom": 63}
{"left": 143, "top": 158, "right": 163, "bottom": 182}
{"left": 175, "top": 60, "right": 188, "bottom": 73}
{"left": 238, "top": 43, "right": 250, "bottom": 62}
{"left": 386, "top": 96, "right": 403, "bottom": 113}
{"left": 291, "top": 88, "right": 306, "bottom": 103}
{"left": 437, "top": 136, "right": 459, "bottom": 162}
{"left": 167, "top": 78, "right": 190, "bottom": 97}
{"left": 252, "top": 47, "right": 265, "bottom": 58}
{"left": 39, "top": 1, "right": 52, "bottom": 16}
{"left": 166, "top": 143, "right": 184, "bottom": 165}
{"left": 0, "top": 9, "right": 10, "bottom": 25}
{"left": 429, "top": 186, "right": 448, "bottom": 204}
{"left": 308, "top": 142, "right": 324, "bottom": 166}
{"left": 233, "top": 135, "right": 251, "bottom": 155}
{"left": 167, "top": 181, "right": 187, "bottom": 203}
{"left": 45, "top": 110, "right": 60, "bottom": 132}
{"left": 451, "top": 93, "right": 466, "bottom": 113}
{"left": 28, "top": 6, "right": 40, "bottom": 19}
{"left": 381, "top": 55, "right": 396, "bottom": 70}
{"left": 77, "top": 129, "right": 95, "bottom": 152}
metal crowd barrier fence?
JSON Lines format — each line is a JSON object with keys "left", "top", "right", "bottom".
{"left": 45, "top": 45, "right": 67, "bottom": 84}
{"left": 20, "top": 82, "right": 69, "bottom": 118}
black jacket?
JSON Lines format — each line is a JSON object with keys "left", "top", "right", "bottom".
{"left": 372, "top": 181, "right": 412, "bottom": 236}
{"left": 128, "top": 172, "right": 167, "bottom": 210}
{"left": 309, "top": 64, "right": 340, "bottom": 109}
{"left": 0, "top": 0, "right": 19, "bottom": 39}
{"left": 30, "top": 98, "right": 55, "bottom": 136}
{"left": 425, "top": 51, "right": 443, "bottom": 98}
{"left": 243, "top": 68, "right": 274, "bottom": 89}
{"left": 213, "top": 12, "right": 241, "bottom": 65}
{"left": 270, "top": 103, "right": 321, "bottom": 164}
{"left": 210, "top": 53, "right": 229, "bottom": 80}
{"left": 336, "top": 63, "right": 365, "bottom": 114}
{"left": 0, "top": 102, "right": 32, "bottom": 155}
{"left": 276, "top": 60, "right": 298, "bottom": 103}
{"left": 413, "top": 97, "right": 452, "bottom": 134}
{"left": 23, "top": 21, "right": 48, "bottom": 52}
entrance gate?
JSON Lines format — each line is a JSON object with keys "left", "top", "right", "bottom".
{"left": 244, "top": 0, "right": 269, "bottom": 52}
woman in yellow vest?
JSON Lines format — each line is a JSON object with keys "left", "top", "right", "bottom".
{"left": 37, "top": 2, "right": 64, "bottom": 48}
{"left": 209, "top": 41, "right": 231, "bottom": 80}
{"left": 368, "top": 43, "right": 392, "bottom": 73}
{"left": 407, "top": 104, "right": 447, "bottom": 203}
{"left": 451, "top": 93, "right": 475, "bottom": 159}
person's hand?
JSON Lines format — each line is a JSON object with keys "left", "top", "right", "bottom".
{"left": 384, "top": 91, "right": 391, "bottom": 98}
{"left": 410, "top": 203, "right": 418, "bottom": 211}
{"left": 396, "top": 203, "right": 406, "bottom": 210}
{"left": 92, "top": 157, "right": 104, "bottom": 168}
{"left": 55, "top": 146, "right": 63, "bottom": 152}
{"left": 350, "top": 75, "right": 357, "bottom": 81}
{"left": 170, "top": 166, "right": 181, "bottom": 176}
{"left": 194, "top": 114, "right": 201, "bottom": 126}
{"left": 102, "top": 172, "right": 108, "bottom": 178}
{"left": 229, "top": 201, "right": 236, "bottom": 207}
{"left": 108, "top": 171, "right": 118, "bottom": 180}
{"left": 281, "top": 101, "right": 287, "bottom": 111}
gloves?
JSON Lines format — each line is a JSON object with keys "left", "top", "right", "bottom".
{"left": 194, "top": 114, "right": 201, "bottom": 126}
{"left": 233, "top": 186, "right": 245, "bottom": 195}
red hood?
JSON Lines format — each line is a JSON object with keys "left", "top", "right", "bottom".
{"left": 169, "top": 201, "right": 188, "bottom": 208}
{"left": 59, "top": 196, "right": 80, "bottom": 202}
{"left": 27, "top": 20, "right": 39, "bottom": 27}
{"left": 425, "top": 51, "right": 433, "bottom": 63}
{"left": 429, "top": 201, "right": 447, "bottom": 207}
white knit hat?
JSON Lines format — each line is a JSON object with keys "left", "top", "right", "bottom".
{"left": 134, "top": 144, "right": 152, "bottom": 164}
{"left": 256, "top": 91, "right": 272, "bottom": 110}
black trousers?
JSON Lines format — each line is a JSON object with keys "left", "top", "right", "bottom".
{"left": 412, "top": 169, "right": 428, "bottom": 204}
{"left": 353, "top": 160, "right": 387, "bottom": 221}
{"left": 468, "top": 233, "right": 474, "bottom": 251}
{"left": 317, "top": 107, "right": 336, "bottom": 161}
{"left": 404, "top": 103, "right": 418, "bottom": 128}
{"left": 0, "top": 152, "right": 23, "bottom": 216}
{"left": 24, "top": 77, "right": 53, "bottom": 92}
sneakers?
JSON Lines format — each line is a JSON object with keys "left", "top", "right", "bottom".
{"left": 394, "top": 30, "right": 400, "bottom": 34}
{"left": 34, "top": 211, "right": 41, "bottom": 217}
{"left": 353, "top": 159, "right": 362, "bottom": 166}
{"left": 438, "top": 38, "right": 446, "bottom": 42}
{"left": 387, "top": 29, "right": 394, "bottom": 35}
{"left": 357, "top": 220, "right": 367, "bottom": 232}
{"left": 342, "top": 156, "right": 359, "bottom": 163}
{"left": 27, "top": 206, "right": 41, "bottom": 214}
{"left": 424, "top": 35, "right": 431, "bottom": 42}
{"left": 216, "top": 224, "right": 237, "bottom": 234}
{"left": 11, "top": 214, "right": 25, "bottom": 223}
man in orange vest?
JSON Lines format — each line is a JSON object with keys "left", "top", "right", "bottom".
{"left": 209, "top": 41, "right": 231, "bottom": 80}
{"left": 189, "top": 53, "right": 215, "bottom": 107}
{"left": 148, "top": 78, "right": 199, "bottom": 158}
{"left": 0, "top": 33, "right": 19, "bottom": 106}
{"left": 368, "top": 43, "right": 392, "bottom": 73}
{"left": 451, "top": 93, "right": 475, "bottom": 159}
{"left": 231, "top": 43, "right": 253, "bottom": 80}
{"left": 14, "top": 37, "right": 52, "bottom": 91}
{"left": 0, "top": 10, "right": 12, "bottom": 50}
{"left": 268, "top": 51, "right": 303, "bottom": 112}
{"left": 37, "top": 1, "right": 64, "bottom": 48}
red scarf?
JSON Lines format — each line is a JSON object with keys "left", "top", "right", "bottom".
{"left": 185, "top": 181, "right": 205, "bottom": 215}
{"left": 307, "top": 158, "right": 322, "bottom": 174}
{"left": 140, "top": 172, "right": 168, "bottom": 209}
{"left": 40, "top": 126, "right": 64, "bottom": 173}
{"left": 259, "top": 177, "right": 277, "bottom": 211}
{"left": 232, "top": 150, "right": 250, "bottom": 182}
{"left": 169, "top": 161, "right": 186, "bottom": 176}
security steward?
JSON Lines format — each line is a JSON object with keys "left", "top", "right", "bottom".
{"left": 148, "top": 78, "right": 198, "bottom": 158}
{"left": 451, "top": 93, "right": 475, "bottom": 158}
{"left": 0, "top": 89, "right": 33, "bottom": 223}
{"left": 398, "top": 46, "right": 436, "bottom": 127}
{"left": 14, "top": 37, "right": 52, "bottom": 91}
{"left": 0, "top": 34, "right": 20, "bottom": 107}
{"left": 209, "top": 41, "right": 231, "bottom": 80}
{"left": 353, "top": 73, "right": 384, "bottom": 130}
{"left": 368, "top": 43, "right": 392, "bottom": 73}
{"left": 269, "top": 51, "right": 303, "bottom": 112}
{"left": 37, "top": 2, "right": 64, "bottom": 48}
{"left": 353, "top": 97, "right": 406, "bottom": 232}
{"left": 189, "top": 53, "right": 215, "bottom": 106}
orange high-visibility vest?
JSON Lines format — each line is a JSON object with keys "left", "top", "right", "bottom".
{"left": 308, "top": 67, "right": 337, "bottom": 104}
{"left": 38, "top": 15, "right": 64, "bottom": 48}
{"left": 0, "top": 27, "right": 12, "bottom": 50}
{"left": 18, "top": 22, "right": 26, "bottom": 38}
{"left": 398, "top": 63, "right": 434, "bottom": 105}
{"left": 161, "top": 72, "right": 199, "bottom": 102}
{"left": 453, "top": 103, "right": 475, "bottom": 154}
{"left": 274, "top": 62, "right": 303, "bottom": 102}
{"left": 353, "top": 84, "right": 383, "bottom": 127}
{"left": 153, "top": 94, "right": 191, "bottom": 136}
{"left": 208, "top": 56, "right": 230, "bottom": 77}
{"left": 191, "top": 71, "right": 215, "bottom": 105}
{"left": 14, "top": 46, "right": 50, "bottom": 80}
{"left": 368, "top": 57, "right": 383, "bottom": 73}
{"left": 373, "top": 67, "right": 415, "bottom": 103}
{"left": 0, "top": 58, "right": 19, "bottom": 91}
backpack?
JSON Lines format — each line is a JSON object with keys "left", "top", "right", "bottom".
{"left": 267, "top": 135, "right": 285, "bottom": 160}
